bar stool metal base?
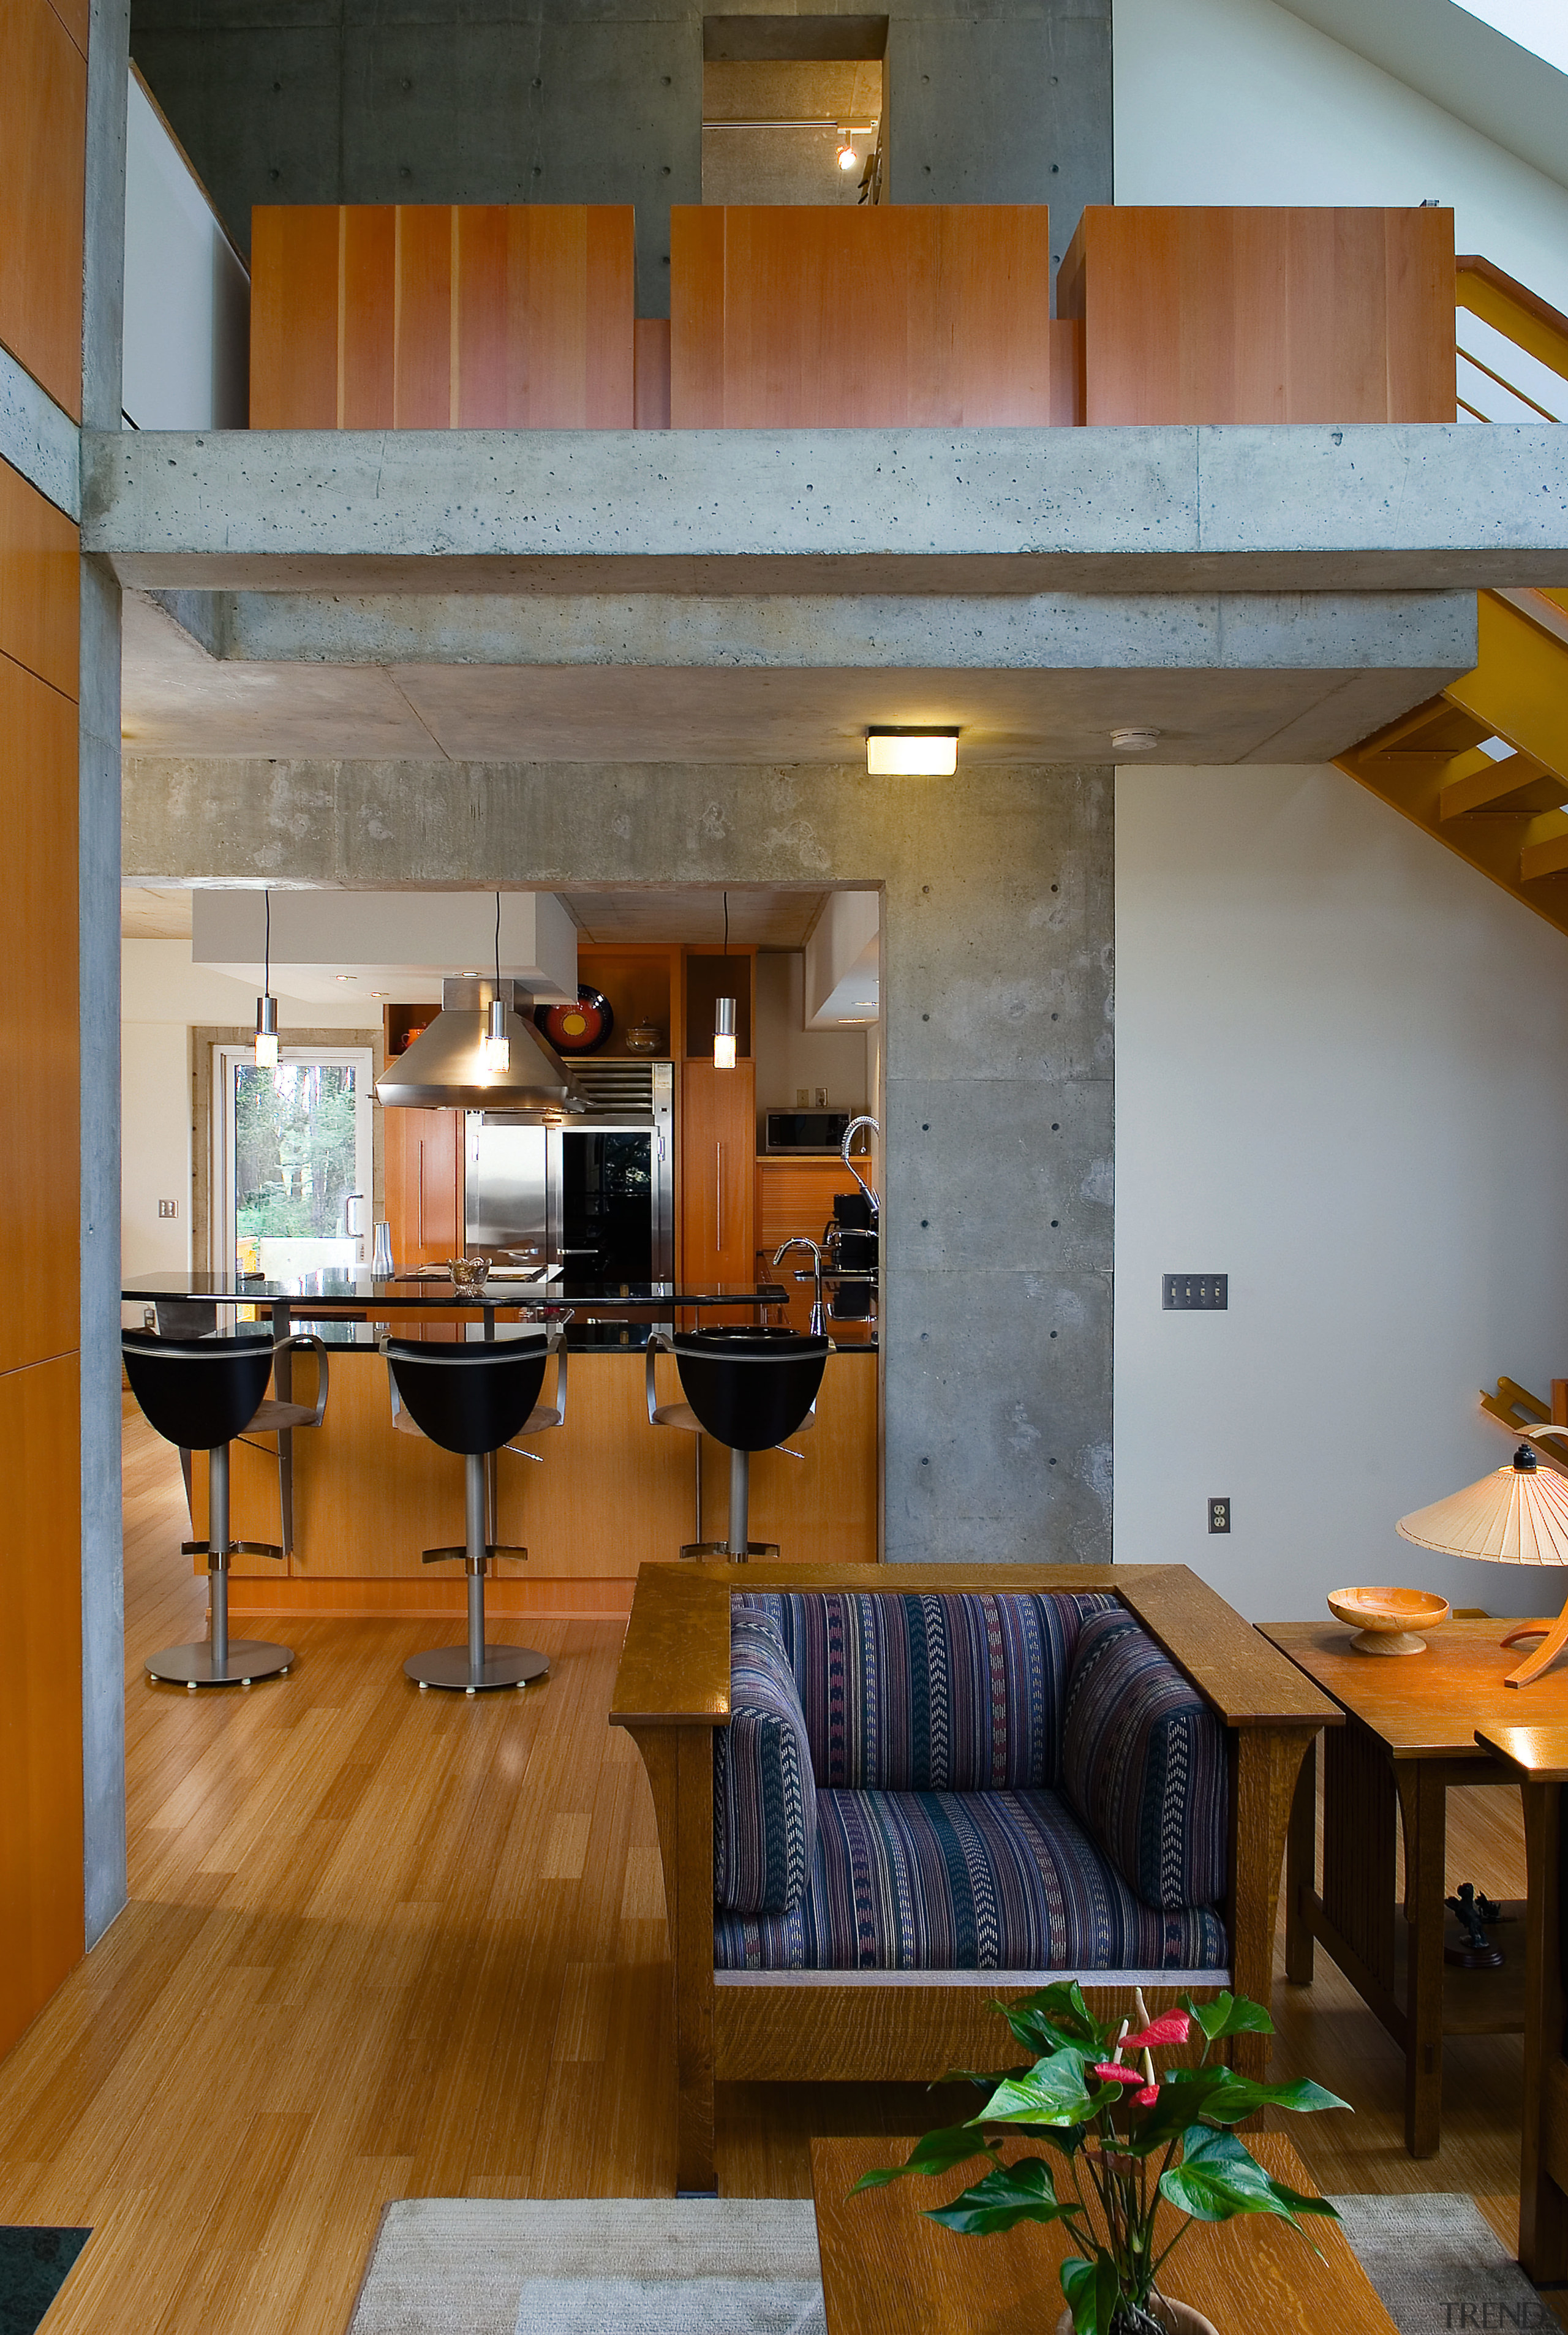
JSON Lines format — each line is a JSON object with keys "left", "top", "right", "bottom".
{"left": 146, "top": 1639, "right": 293, "bottom": 1688}
{"left": 403, "top": 1643, "right": 549, "bottom": 1694}
{"left": 679, "top": 1539, "right": 779, "bottom": 1562}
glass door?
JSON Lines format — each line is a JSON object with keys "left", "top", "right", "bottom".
{"left": 213, "top": 1046, "right": 374, "bottom": 1278}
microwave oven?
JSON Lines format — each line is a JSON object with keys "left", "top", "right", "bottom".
{"left": 764, "top": 1109, "right": 852, "bottom": 1155}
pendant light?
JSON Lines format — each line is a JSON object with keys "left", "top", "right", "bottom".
{"left": 482, "top": 891, "right": 511, "bottom": 1071}
{"left": 254, "top": 890, "right": 279, "bottom": 1066}
{"left": 714, "top": 892, "right": 737, "bottom": 1069}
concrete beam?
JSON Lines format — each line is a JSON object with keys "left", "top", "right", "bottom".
{"left": 147, "top": 586, "right": 1477, "bottom": 673}
{"left": 84, "top": 423, "right": 1568, "bottom": 594}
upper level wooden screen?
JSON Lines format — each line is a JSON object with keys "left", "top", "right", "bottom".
{"left": 1057, "top": 206, "right": 1455, "bottom": 426}
{"left": 0, "top": 0, "right": 86, "bottom": 419}
{"left": 670, "top": 205, "right": 1064, "bottom": 429}
{"left": 250, "top": 205, "right": 635, "bottom": 429}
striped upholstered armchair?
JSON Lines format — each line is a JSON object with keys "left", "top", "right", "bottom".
{"left": 612, "top": 1562, "right": 1339, "bottom": 2194}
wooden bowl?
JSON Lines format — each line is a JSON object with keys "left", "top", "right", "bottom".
{"left": 1327, "top": 1583, "right": 1452, "bottom": 1656}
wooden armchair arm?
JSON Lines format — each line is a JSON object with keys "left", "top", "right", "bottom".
{"left": 610, "top": 1561, "right": 733, "bottom": 1729}
{"left": 1114, "top": 1567, "right": 1342, "bottom": 1731}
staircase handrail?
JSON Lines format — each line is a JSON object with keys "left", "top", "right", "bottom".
{"left": 1456, "top": 254, "right": 1568, "bottom": 388}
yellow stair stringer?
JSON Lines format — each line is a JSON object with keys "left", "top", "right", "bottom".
{"left": 1335, "top": 589, "right": 1568, "bottom": 940}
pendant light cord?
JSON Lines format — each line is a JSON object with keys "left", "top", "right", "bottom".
{"left": 723, "top": 890, "right": 729, "bottom": 975}
{"left": 495, "top": 889, "right": 502, "bottom": 993}
{"left": 263, "top": 888, "right": 270, "bottom": 997}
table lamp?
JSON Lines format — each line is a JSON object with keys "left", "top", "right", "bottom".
{"left": 1398, "top": 1428, "right": 1568, "bottom": 1687}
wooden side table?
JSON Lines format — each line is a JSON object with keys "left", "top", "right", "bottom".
{"left": 1474, "top": 1724, "right": 1568, "bottom": 2285}
{"left": 1260, "top": 1619, "right": 1567, "bottom": 2159}
{"left": 810, "top": 2131, "right": 1397, "bottom": 2335}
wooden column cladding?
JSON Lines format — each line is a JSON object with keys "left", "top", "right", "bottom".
{"left": 669, "top": 205, "right": 1074, "bottom": 428}
{"left": 1058, "top": 206, "right": 1456, "bottom": 424}
{"left": 0, "top": 0, "right": 86, "bottom": 2053}
{"left": 249, "top": 205, "right": 636, "bottom": 429}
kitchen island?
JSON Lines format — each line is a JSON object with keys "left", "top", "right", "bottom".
{"left": 123, "top": 1273, "right": 880, "bottom": 1615}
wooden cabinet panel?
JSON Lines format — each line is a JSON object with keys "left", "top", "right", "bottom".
{"left": 756, "top": 1160, "right": 866, "bottom": 1337}
{"left": 670, "top": 205, "right": 1054, "bottom": 429}
{"left": 680, "top": 1060, "right": 755, "bottom": 1288}
{"left": 250, "top": 205, "right": 636, "bottom": 431}
{"left": 0, "top": 0, "right": 86, "bottom": 417}
{"left": 249, "top": 206, "right": 339, "bottom": 429}
{"left": 0, "top": 457, "right": 78, "bottom": 700}
{"left": 1058, "top": 206, "right": 1455, "bottom": 425}
{"left": 0, "top": 654, "right": 79, "bottom": 1376}
{"left": 383, "top": 1106, "right": 464, "bottom": 1269}
{"left": 0, "top": 1352, "right": 84, "bottom": 2058}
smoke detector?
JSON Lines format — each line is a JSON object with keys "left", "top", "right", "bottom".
{"left": 1111, "top": 728, "right": 1161, "bottom": 753}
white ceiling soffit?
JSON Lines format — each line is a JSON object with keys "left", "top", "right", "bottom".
{"left": 1276, "top": 0, "right": 1568, "bottom": 190}
{"left": 189, "top": 887, "right": 578, "bottom": 1007}
{"left": 565, "top": 888, "right": 831, "bottom": 947}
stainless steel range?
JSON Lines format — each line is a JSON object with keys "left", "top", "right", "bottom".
{"left": 464, "top": 1059, "right": 674, "bottom": 1283}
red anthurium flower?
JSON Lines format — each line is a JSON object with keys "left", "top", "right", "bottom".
{"left": 1121, "top": 2009, "right": 1191, "bottom": 2052}
{"left": 1090, "top": 2063, "right": 1145, "bottom": 2086}
{"left": 1134, "top": 2083, "right": 1159, "bottom": 2107}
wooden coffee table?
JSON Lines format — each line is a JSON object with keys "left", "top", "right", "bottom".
{"left": 810, "top": 2132, "right": 1396, "bottom": 2334}
{"left": 1259, "top": 1618, "right": 1564, "bottom": 2159}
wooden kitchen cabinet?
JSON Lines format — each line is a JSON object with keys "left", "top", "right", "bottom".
{"left": 680, "top": 1060, "right": 755, "bottom": 1297}
{"left": 383, "top": 1106, "right": 464, "bottom": 1268}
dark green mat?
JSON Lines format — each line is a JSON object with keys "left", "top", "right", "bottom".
{"left": 0, "top": 2229, "right": 90, "bottom": 2335}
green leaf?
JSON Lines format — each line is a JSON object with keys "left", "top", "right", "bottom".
{"left": 1159, "top": 2127, "right": 1313, "bottom": 2227}
{"left": 1191, "top": 2073, "right": 1351, "bottom": 2125}
{"left": 976, "top": 2048, "right": 1096, "bottom": 2129}
{"left": 1182, "top": 1991, "right": 1275, "bottom": 2043}
{"left": 925, "top": 2157, "right": 1079, "bottom": 2236}
{"left": 848, "top": 2126, "right": 995, "bottom": 2194}
{"left": 1002, "top": 1982, "right": 1107, "bottom": 2051}
{"left": 1116, "top": 2069, "right": 1236, "bottom": 2152}
{"left": 1060, "top": 2253, "right": 1120, "bottom": 2335}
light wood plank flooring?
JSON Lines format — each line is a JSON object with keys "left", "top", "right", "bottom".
{"left": 0, "top": 1411, "right": 1545, "bottom": 2330}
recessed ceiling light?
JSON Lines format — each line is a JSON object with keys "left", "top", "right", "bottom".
{"left": 336, "top": 973, "right": 356, "bottom": 983}
{"left": 371, "top": 990, "right": 388, "bottom": 998}
{"left": 867, "top": 726, "right": 959, "bottom": 776}
{"left": 1110, "top": 728, "right": 1161, "bottom": 753}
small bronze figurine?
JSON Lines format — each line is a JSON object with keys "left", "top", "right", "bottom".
{"left": 1444, "top": 1881, "right": 1505, "bottom": 1971}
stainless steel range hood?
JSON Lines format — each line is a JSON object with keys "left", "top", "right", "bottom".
{"left": 375, "top": 979, "right": 586, "bottom": 1115}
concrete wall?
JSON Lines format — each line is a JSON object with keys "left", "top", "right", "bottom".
{"left": 129, "top": 0, "right": 1110, "bottom": 314}
{"left": 124, "top": 67, "right": 249, "bottom": 429}
{"left": 1114, "top": 763, "right": 1568, "bottom": 1625}
{"left": 124, "top": 752, "right": 1117, "bottom": 1559}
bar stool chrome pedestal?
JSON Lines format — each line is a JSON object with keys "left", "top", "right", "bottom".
{"left": 650, "top": 1327, "right": 829, "bottom": 1560}
{"left": 383, "top": 1328, "right": 560, "bottom": 1692}
{"left": 122, "top": 1327, "right": 296, "bottom": 1688}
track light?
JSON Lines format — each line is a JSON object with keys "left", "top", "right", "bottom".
{"left": 837, "top": 136, "right": 859, "bottom": 171}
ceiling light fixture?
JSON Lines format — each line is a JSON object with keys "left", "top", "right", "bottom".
{"left": 482, "top": 891, "right": 511, "bottom": 1072}
{"left": 336, "top": 974, "right": 356, "bottom": 983}
{"left": 837, "top": 134, "right": 859, "bottom": 171}
{"left": 866, "top": 726, "right": 959, "bottom": 777}
{"left": 1110, "top": 728, "right": 1161, "bottom": 753}
{"left": 254, "top": 891, "right": 279, "bottom": 1067}
{"left": 714, "top": 891, "right": 737, "bottom": 1071}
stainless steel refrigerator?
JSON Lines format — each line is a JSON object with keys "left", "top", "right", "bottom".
{"left": 464, "top": 1061, "right": 674, "bottom": 1283}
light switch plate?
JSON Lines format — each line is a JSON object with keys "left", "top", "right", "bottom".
{"left": 1164, "top": 1273, "right": 1226, "bottom": 1310}
{"left": 158, "top": 1198, "right": 179, "bottom": 1220}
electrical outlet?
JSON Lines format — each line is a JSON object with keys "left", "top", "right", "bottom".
{"left": 1208, "top": 1496, "right": 1231, "bottom": 1534}
{"left": 1163, "top": 1273, "right": 1227, "bottom": 1310}
{"left": 813, "top": 1087, "right": 828, "bottom": 1107}
{"left": 158, "top": 1198, "right": 179, "bottom": 1220}
{"left": 796, "top": 1087, "right": 810, "bottom": 1106}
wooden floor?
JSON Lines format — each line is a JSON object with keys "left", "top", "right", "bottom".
{"left": 0, "top": 1411, "right": 1546, "bottom": 2331}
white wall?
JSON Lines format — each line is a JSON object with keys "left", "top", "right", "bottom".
{"left": 124, "top": 67, "right": 249, "bottom": 429}
{"left": 755, "top": 952, "right": 872, "bottom": 1137}
{"left": 121, "top": 1022, "right": 192, "bottom": 1279}
{"left": 1114, "top": 0, "right": 1568, "bottom": 315}
{"left": 1115, "top": 766, "right": 1568, "bottom": 1624}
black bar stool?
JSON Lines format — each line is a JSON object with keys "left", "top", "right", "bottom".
{"left": 122, "top": 1327, "right": 296, "bottom": 1689}
{"left": 652, "top": 1327, "right": 829, "bottom": 1560}
{"left": 382, "top": 1328, "right": 559, "bottom": 1693}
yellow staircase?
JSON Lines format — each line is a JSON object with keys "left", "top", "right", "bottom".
{"left": 1336, "top": 260, "right": 1568, "bottom": 937}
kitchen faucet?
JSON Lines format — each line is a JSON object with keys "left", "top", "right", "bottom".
{"left": 772, "top": 1237, "right": 827, "bottom": 1335}
{"left": 839, "top": 1115, "right": 880, "bottom": 1218}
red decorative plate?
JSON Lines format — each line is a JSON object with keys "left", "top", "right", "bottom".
{"left": 534, "top": 986, "right": 614, "bottom": 1054}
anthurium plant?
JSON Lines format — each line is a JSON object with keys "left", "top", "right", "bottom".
{"left": 851, "top": 1984, "right": 1349, "bottom": 2335}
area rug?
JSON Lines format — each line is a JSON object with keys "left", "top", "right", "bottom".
{"left": 344, "top": 2192, "right": 1562, "bottom": 2335}
{"left": 0, "top": 2227, "right": 91, "bottom": 2335}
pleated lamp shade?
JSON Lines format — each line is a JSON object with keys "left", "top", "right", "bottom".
{"left": 1398, "top": 1434, "right": 1568, "bottom": 1685}
{"left": 1398, "top": 1457, "right": 1568, "bottom": 1568}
